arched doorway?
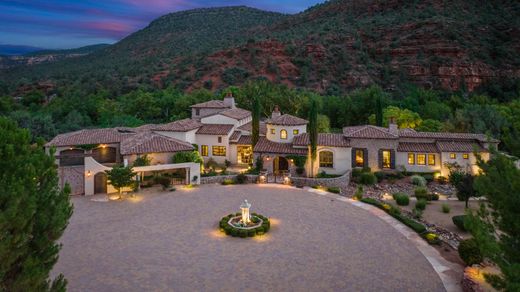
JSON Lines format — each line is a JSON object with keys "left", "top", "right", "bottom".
{"left": 273, "top": 156, "right": 289, "bottom": 174}
{"left": 94, "top": 172, "right": 108, "bottom": 194}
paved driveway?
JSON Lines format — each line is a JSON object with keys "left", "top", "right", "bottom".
{"left": 53, "top": 184, "right": 445, "bottom": 291}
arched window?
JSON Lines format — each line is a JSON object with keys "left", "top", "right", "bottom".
{"left": 280, "top": 129, "right": 287, "bottom": 140}
{"left": 319, "top": 151, "right": 334, "bottom": 168}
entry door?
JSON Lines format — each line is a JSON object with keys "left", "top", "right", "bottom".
{"left": 94, "top": 173, "right": 108, "bottom": 194}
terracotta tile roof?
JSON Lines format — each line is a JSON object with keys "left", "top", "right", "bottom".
{"left": 151, "top": 118, "right": 202, "bottom": 132}
{"left": 399, "top": 129, "right": 499, "bottom": 142}
{"left": 397, "top": 142, "right": 439, "bottom": 153}
{"left": 190, "top": 100, "right": 228, "bottom": 108}
{"left": 46, "top": 128, "right": 134, "bottom": 147}
{"left": 343, "top": 125, "right": 398, "bottom": 139}
{"left": 237, "top": 121, "right": 267, "bottom": 135}
{"left": 229, "top": 131, "right": 241, "bottom": 141}
{"left": 267, "top": 114, "right": 308, "bottom": 126}
{"left": 253, "top": 137, "right": 307, "bottom": 155}
{"left": 219, "top": 108, "right": 251, "bottom": 120}
{"left": 436, "top": 141, "right": 487, "bottom": 153}
{"left": 196, "top": 124, "right": 234, "bottom": 135}
{"left": 235, "top": 135, "right": 252, "bottom": 145}
{"left": 293, "top": 133, "right": 350, "bottom": 147}
{"left": 120, "top": 132, "right": 193, "bottom": 155}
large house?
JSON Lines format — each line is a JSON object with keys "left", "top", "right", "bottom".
{"left": 46, "top": 93, "right": 498, "bottom": 195}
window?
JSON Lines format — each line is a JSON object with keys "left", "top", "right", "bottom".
{"left": 463, "top": 153, "right": 469, "bottom": 159}
{"left": 293, "top": 129, "right": 299, "bottom": 135}
{"left": 201, "top": 145, "right": 208, "bottom": 156}
{"left": 218, "top": 136, "right": 222, "bottom": 143}
{"left": 450, "top": 153, "right": 456, "bottom": 159}
{"left": 382, "top": 150, "right": 391, "bottom": 168}
{"left": 270, "top": 128, "right": 275, "bottom": 134}
{"left": 428, "top": 154, "right": 436, "bottom": 165}
{"left": 237, "top": 146, "right": 253, "bottom": 164}
{"left": 280, "top": 129, "right": 287, "bottom": 139}
{"left": 408, "top": 153, "right": 415, "bottom": 165}
{"left": 319, "top": 151, "right": 333, "bottom": 168}
{"left": 212, "top": 146, "right": 226, "bottom": 156}
{"left": 195, "top": 108, "right": 200, "bottom": 116}
{"left": 417, "top": 154, "right": 426, "bottom": 165}
{"left": 355, "top": 149, "right": 364, "bottom": 167}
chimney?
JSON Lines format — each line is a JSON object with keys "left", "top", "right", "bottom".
{"left": 223, "top": 92, "right": 236, "bottom": 109}
{"left": 272, "top": 105, "right": 281, "bottom": 119}
{"left": 388, "top": 117, "right": 398, "bottom": 135}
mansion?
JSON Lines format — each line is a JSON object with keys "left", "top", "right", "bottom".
{"left": 46, "top": 93, "right": 498, "bottom": 195}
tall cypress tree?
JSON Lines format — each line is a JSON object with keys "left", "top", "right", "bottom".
{"left": 308, "top": 99, "right": 318, "bottom": 177}
{"left": 0, "top": 117, "right": 73, "bottom": 291}
{"left": 252, "top": 95, "right": 261, "bottom": 148}
{"left": 375, "top": 93, "right": 383, "bottom": 127}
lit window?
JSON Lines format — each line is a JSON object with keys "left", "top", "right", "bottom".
{"left": 450, "top": 153, "right": 456, "bottom": 159}
{"left": 408, "top": 153, "right": 415, "bottom": 165}
{"left": 201, "top": 145, "right": 208, "bottom": 156}
{"left": 417, "top": 154, "right": 426, "bottom": 165}
{"left": 270, "top": 128, "right": 275, "bottom": 134}
{"left": 293, "top": 129, "right": 299, "bottom": 135}
{"left": 280, "top": 129, "right": 287, "bottom": 139}
{"left": 355, "top": 149, "right": 364, "bottom": 167}
{"left": 382, "top": 150, "right": 391, "bottom": 168}
{"left": 463, "top": 153, "right": 469, "bottom": 159}
{"left": 212, "top": 146, "right": 226, "bottom": 156}
{"left": 428, "top": 154, "right": 435, "bottom": 165}
{"left": 218, "top": 136, "right": 222, "bottom": 143}
{"left": 319, "top": 151, "right": 333, "bottom": 168}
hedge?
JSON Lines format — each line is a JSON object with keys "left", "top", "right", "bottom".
{"left": 452, "top": 215, "right": 467, "bottom": 231}
{"left": 219, "top": 213, "right": 270, "bottom": 238}
{"left": 360, "top": 198, "right": 427, "bottom": 234}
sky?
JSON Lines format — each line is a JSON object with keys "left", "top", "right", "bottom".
{"left": 0, "top": 0, "right": 323, "bottom": 49}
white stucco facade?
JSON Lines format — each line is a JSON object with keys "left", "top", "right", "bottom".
{"left": 266, "top": 124, "right": 306, "bottom": 143}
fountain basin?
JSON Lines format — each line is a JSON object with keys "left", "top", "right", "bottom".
{"left": 219, "top": 213, "right": 270, "bottom": 238}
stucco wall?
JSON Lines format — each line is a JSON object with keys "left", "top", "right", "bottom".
{"left": 311, "top": 146, "right": 351, "bottom": 176}
{"left": 440, "top": 152, "right": 489, "bottom": 176}
{"left": 192, "top": 108, "right": 224, "bottom": 119}
{"left": 201, "top": 114, "right": 238, "bottom": 125}
{"left": 266, "top": 124, "right": 306, "bottom": 143}
{"left": 396, "top": 152, "right": 442, "bottom": 173}
{"left": 154, "top": 129, "right": 197, "bottom": 144}
{"left": 196, "top": 134, "right": 230, "bottom": 164}
{"left": 349, "top": 138, "right": 399, "bottom": 171}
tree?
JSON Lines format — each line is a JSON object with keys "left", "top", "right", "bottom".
{"left": 105, "top": 165, "right": 136, "bottom": 199}
{"left": 466, "top": 153, "right": 520, "bottom": 290}
{"left": 317, "top": 114, "right": 330, "bottom": 133}
{"left": 0, "top": 117, "right": 73, "bottom": 291}
{"left": 308, "top": 98, "right": 318, "bottom": 177}
{"left": 375, "top": 93, "right": 383, "bottom": 127}
{"left": 252, "top": 95, "right": 261, "bottom": 148}
{"left": 172, "top": 151, "right": 203, "bottom": 166}
{"left": 446, "top": 162, "right": 476, "bottom": 208}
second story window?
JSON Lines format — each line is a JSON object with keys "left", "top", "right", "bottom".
{"left": 280, "top": 129, "right": 287, "bottom": 140}
{"left": 417, "top": 154, "right": 426, "bottom": 165}
{"left": 212, "top": 146, "right": 226, "bottom": 156}
{"left": 270, "top": 128, "right": 275, "bottom": 134}
{"left": 428, "top": 154, "right": 436, "bottom": 165}
{"left": 293, "top": 129, "right": 299, "bottom": 135}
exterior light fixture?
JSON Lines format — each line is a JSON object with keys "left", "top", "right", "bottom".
{"left": 86, "top": 170, "right": 92, "bottom": 177}
{"left": 240, "top": 200, "right": 251, "bottom": 224}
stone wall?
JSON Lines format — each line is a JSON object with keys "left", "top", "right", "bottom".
{"left": 201, "top": 174, "right": 259, "bottom": 184}
{"left": 291, "top": 171, "right": 351, "bottom": 194}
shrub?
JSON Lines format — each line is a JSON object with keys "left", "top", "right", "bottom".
{"left": 452, "top": 215, "right": 467, "bottom": 231}
{"left": 412, "top": 208, "right": 423, "bottom": 219}
{"left": 239, "top": 230, "right": 248, "bottom": 238}
{"left": 222, "top": 179, "right": 234, "bottom": 185}
{"left": 394, "top": 213, "right": 426, "bottom": 233}
{"left": 327, "top": 187, "right": 341, "bottom": 194}
{"left": 415, "top": 199, "right": 427, "bottom": 210}
{"left": 436, "top": 176, "right": 448, "bottom": 184}
{"left": 458, "top": 239, "right": 483, "bottom": 266}
{"left": 374, "top": 171, "right": 386, "bottom": 181}
{"left": 352, "top": 168, "right": 363, "bottom": 178}
{"left": 359, "top": 172, "right": 377, "bottom": 185}
{"left": 430, "top": 193, "right": 439, "bottom": 201}
{"left": 360, "top": 198, "right": 426, "bottom": 233}
{"left": 353, "top": 186, "right": 364, "bottom": 200}
{"left": 235, "top": 173, "right": 247, "bottom": 184}
{"left": 414, "top": 187, "right": 429, "bottom": 200}
{"left": 394, "top": 193, "right": 410, "bottom": 206}
{"left": 411, "top": 175, "right": 427, "bottom": 186}
{"left": 156, "top": 175, "right": 171, "bottom": 190}
{"left": 422, "top": 174, "right": 434, "bottom": 183}
{"left": 423, "top": 233, "right": 441, "bottom": 245}
{"left": 441, "top": 203, "right": 451, "bottom": 213}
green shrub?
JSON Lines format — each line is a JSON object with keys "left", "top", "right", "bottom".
{"left": 430, "top": 193, "right": 439, "bottom": 201}
{"left": 393, "top": 193, "right": 410, "bottom": 206}
{"left": 423, "top": 232, "right": 441, "bottom": 245}
{"left": 458, "top": 239, "right": 483, "bottom": 266}
{"left": 359, "top": 172, "right": 377, "bottom": 185}
{"left": 235, "top": 173, "right": 247, "bottom": 184}
{"left": 352, "top": 168, "right": 363, "bottom": 178}
{"left": 394, "top": 213, "right": 427, "bottom": 233}
{"left": 327, "top": 187, "right": 341, "bottom": 194}
{"left": 239, "top": 230, "right": 248, "bottom": 238}
{"left": 441, "top": 203, "right": 451, "bottom": 213}
{"left": 452, "top": 215, "right": 467, "bottom": 231}
{"left": 230, "top": 229, "right": 238, "bottom": 237}
{"left": 415, "top": 199, "right": 427, "bottom": 210}
{"left": 422, "top": 174, "right": 434, "bottom": 183}
{"left": 222, "top": 178, "right": 234, "bottom": 185}
{"left": 414, "top": 187, "right": 429, "bottom": 200}
{"left": 361, "top": 197, "right": 426, "bottom": 234}
{"left": 247, "top": 229, "right": 256, "bottom": 237}
{"left": 411, "top": 175, "right": 427, "bottom": 186}
{"left": 353, "top": 186, "right": 364, "bottom": 200}
{"left": 374, "top": 171, "right": 386, "bottom": 181}
{"left": 412, "top": 208, "right": 423, "bottom": 219}
{"left": 436, "top": 176, "right": 448, "bottom": 184}
{"left": 360, "top": 197, "right": 383, "bottom": 208}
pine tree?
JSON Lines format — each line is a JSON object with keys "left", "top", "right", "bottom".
{"left": 308, "top": 99, "right": 318, "bottom": 177}
{"left": 252, "top": 95, "right": 261, "bottom": 148}
{"left": 0, "top": 117, "right": 73, "bottom": 291}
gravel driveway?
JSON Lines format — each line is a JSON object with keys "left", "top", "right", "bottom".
{"left": 53, "top": 184, "right": 445, "bottom": 291}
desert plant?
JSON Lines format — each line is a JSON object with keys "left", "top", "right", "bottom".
{"left": 353, "top": 186, "right": 364, "bottom": 200}
{"left": 452, "top": 215, "right": 467, "bottom": 231}
{"left": 415, "top": 199, "right": 427, "bottom": 210}
{"left": 414, "top": 187, "right": 428, "bottom": 200}
{"left": 411, "top": 175, "right": 427, "bottom": 186}
{"left": 412, "top": 207, "right": 423, "bottom": 219}
{"left": 327, "top": 187, "right": 341, "bottom": 194}
{"left": 359, "top": 172, "right": 377, "bottom": 185}
{"left": 458, "top": 238, "right": 483, "bottom": 266}
{"left": 394, "top": 193, "right": 410, "bottom": 206}
{"left": 441, "top": 203, "right": 451, "bottom": 213}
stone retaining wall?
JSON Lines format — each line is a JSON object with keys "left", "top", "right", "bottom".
{"left": 291, "top": 171, "right": 351, "bottom": 194}
{"left": 200, "top": 174, "right": 259, "bottom": 185}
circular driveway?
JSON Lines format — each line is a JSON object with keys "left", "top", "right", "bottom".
{"left": 53, "top": 185, "right": 445, "bottom": 291}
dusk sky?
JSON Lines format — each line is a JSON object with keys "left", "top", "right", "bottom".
{"left": 0, "top": 0, "right": 323, "bottom": 49}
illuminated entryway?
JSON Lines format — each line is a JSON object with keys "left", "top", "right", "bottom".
{"left": 273, "top": 156, "right": 289, "bottom": 174}
{"left": 237, "top": 145, "right": 253, "bottom": 164}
